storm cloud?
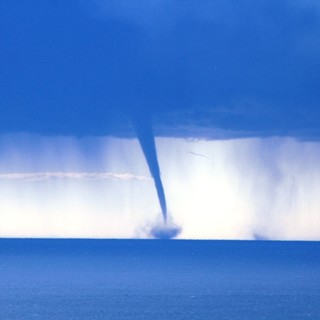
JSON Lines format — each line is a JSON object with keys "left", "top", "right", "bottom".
{"left": 0, "top": 0, "right": 319, "bottom": 139}
{"left": 1, "top": 1, "right": 320, "bottom": 239}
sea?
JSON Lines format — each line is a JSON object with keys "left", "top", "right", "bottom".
{"left": 0, "top": 239, "right": 319, "bottom": 319}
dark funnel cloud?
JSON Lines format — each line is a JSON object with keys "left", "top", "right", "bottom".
{"left": 131, "top": 112, "right": 167, "bottom": 223}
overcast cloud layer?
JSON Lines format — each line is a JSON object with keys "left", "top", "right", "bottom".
{"left": 0, "top": 0, "right": 319, "bottom": 139}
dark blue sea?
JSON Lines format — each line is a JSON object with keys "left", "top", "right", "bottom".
{"left": 0, "top": 239, "right": 319, "bottom": 319}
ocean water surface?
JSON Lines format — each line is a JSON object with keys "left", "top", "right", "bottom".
{"left": 0, "top": 239, "right": 319, "bottom": 319}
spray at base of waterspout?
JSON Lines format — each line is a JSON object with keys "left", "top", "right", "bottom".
{"left": 150, "top": 224, "right": 181, "bottom": 239}
{"left": 147, "top": 213, "right": 181, "bottom": 239}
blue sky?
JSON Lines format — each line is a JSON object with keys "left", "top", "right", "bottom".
{"left": 1, "top": 1, "right": 320, "bottom": 239}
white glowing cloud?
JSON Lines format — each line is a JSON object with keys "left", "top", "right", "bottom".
{"left": 1, "top": 134, "right": 320, "bottom": 240}
{"left": 158, "top": 137, "right": 320, "bottom": 240}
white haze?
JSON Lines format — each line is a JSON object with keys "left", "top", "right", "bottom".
{"left": 0, "top": 134, "right": 320, "bottom": 240}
